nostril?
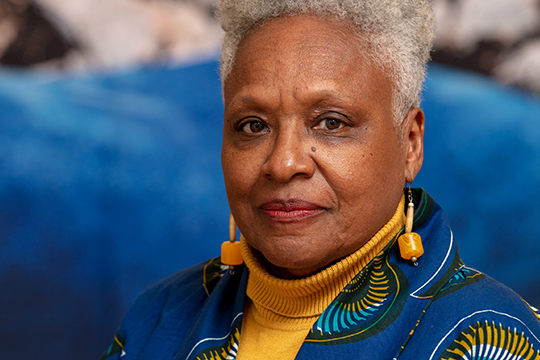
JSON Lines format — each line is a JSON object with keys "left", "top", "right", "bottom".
{"left": 263, "top": 149, "right": 316, "bottom": 183}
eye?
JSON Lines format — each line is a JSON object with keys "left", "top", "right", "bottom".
{"left": 239, "top": 119, "right": 268, "bottom": 134}
{"left": 313, "top": 115, "right": 348, "bottom": 131}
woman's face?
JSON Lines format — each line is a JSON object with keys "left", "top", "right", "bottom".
{"left": 222, "top": 14, "right": 424, "bottom": 278}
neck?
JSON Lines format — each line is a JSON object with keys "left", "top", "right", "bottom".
{"left": 263, "top": 257, "right": 320, "bottom": 279}
{"left": 260, "top": 252, "right": 352, "bottom": 279}
{"left": 239, "top": 194, "right": 406, "bottom": 320}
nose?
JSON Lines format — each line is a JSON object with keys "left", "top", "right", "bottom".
{"left": 261, "top": 127, "right": 315, "bottom": 182}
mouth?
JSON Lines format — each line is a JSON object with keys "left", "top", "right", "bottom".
{"left": 259, "top": 200, "right": 325, "bottom": 222}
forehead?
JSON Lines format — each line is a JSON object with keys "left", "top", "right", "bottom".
{"left": 223, "top": 14, "right": 392, "bottom": 110}
{"left": 241, "top": 14, "right": 358, "bottom": 64}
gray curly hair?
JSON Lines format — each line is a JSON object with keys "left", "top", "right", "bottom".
{"left": 217, "top": 0, "right": 435, "bottom": 124}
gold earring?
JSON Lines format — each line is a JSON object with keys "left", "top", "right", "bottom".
{"left": 221, "top": 213, "right": 243, "bottom": 272}
{"left": 398, "top": 185, "right": 424, "bottom": 266}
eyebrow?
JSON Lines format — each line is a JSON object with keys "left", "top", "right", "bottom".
{"left": 236, "top": 85, "right": 346, "bottom": 101}
{"left": 297, "top": 88, "right": 356, "bottom": 108}
{"left": 225, "top": 86, "right": 280, "bottom": 113}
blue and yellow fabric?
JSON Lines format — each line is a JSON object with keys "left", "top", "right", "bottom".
{"left": 101, "top": 189, "right": 540, "bottom": 360}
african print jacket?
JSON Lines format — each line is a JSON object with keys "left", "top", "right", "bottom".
{"left": 101, "top": 189, "right": 540, "bottom": 360}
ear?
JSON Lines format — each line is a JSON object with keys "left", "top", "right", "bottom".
{"left": 401, "top": 107, "right": 425, "bottom": 183}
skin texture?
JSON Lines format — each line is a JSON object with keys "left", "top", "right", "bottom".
{"left": 221, "top": 14, "right": 425, "bottom": 279}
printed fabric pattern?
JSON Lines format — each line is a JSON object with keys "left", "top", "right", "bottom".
{"left": 100, "top": 189, "right": 540, "bottom": 360}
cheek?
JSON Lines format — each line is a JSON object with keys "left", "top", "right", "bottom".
{"left": 316, "top": 136, "right": 404, "bottom": 203}
{"left": 315, "top": 143, "right": 373, "bottom": 191}
{"left": 222, "top": 145, "right": 262, "bottom": 212}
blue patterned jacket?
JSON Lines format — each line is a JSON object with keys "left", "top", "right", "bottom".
{"left": 101, "top": 189, "right": 540, "bottom": 360}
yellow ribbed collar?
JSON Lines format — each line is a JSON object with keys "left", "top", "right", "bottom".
{"left": 241, "top": 195, "right": 406, "bottom": 324}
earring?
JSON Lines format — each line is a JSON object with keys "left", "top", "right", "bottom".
{"left": 398, "top": 185, "right": 424, "bottom": 266}
{"left": 221, "top": 213, "right": 243, "bottom": 272}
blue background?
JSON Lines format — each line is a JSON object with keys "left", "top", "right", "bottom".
{"left": 0, "top": 61, "right": 539, "bottom": 360}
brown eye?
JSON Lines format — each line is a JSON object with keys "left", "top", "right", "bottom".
{"left": 241, "top": 120, "right": 267, "bottom": 134}
{"left": 314, "top": 117, "right": 346, "bottom": 131}
{"left": 324, "top": 119, "right": 342, "bottom": 130}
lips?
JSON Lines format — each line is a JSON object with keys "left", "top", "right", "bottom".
{"left": 260, "top": 200, "right": 325, "bottom": 222}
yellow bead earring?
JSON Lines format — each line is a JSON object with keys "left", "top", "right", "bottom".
{"left": 398, "top": 185, "right": 424, "bottom": 266}
{"left": 221, "top": 213, "right": 243, "bottom": 272}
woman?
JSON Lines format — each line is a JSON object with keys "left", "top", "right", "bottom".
{"left": 101, "top": 1, "right": 540, "bottom": 359}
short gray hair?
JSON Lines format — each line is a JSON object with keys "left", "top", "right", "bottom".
{"left": 217, "top": 0, "right": 435, "bottom": 124}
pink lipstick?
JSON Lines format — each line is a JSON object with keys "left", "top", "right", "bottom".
{"left": 260, "top": 200, "right": 325, "bottom": 222}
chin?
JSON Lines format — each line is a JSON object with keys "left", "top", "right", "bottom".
{"left": 261, "top": 246, "right": 330, "bottom": 276}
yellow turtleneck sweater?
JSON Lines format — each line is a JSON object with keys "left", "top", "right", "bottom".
{"left": 235, "top": 196, "right": 406, "bottom": 360}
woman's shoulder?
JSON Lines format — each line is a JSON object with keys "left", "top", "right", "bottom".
{"left": 430, "top": 265, "right": 539, "bottom": 319}
{"left": 142, "top": 257, "right": 228, "bottom": 297}
{"left": 401, "top": 265, "right": 540, "bottom": 359}
{"left": 100, "top": 257, "right": 231, "bottom": 360}
{"left": 124, "top": 257, "right": 228, "bottom": 324}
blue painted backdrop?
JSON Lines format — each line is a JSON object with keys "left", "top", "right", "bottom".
{"left": 0, "top": 61, "right": 539, "bottom": 360}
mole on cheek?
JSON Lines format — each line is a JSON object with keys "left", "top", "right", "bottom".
{"left": 311, "top": 147, "right": 316, "bottom": 152}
